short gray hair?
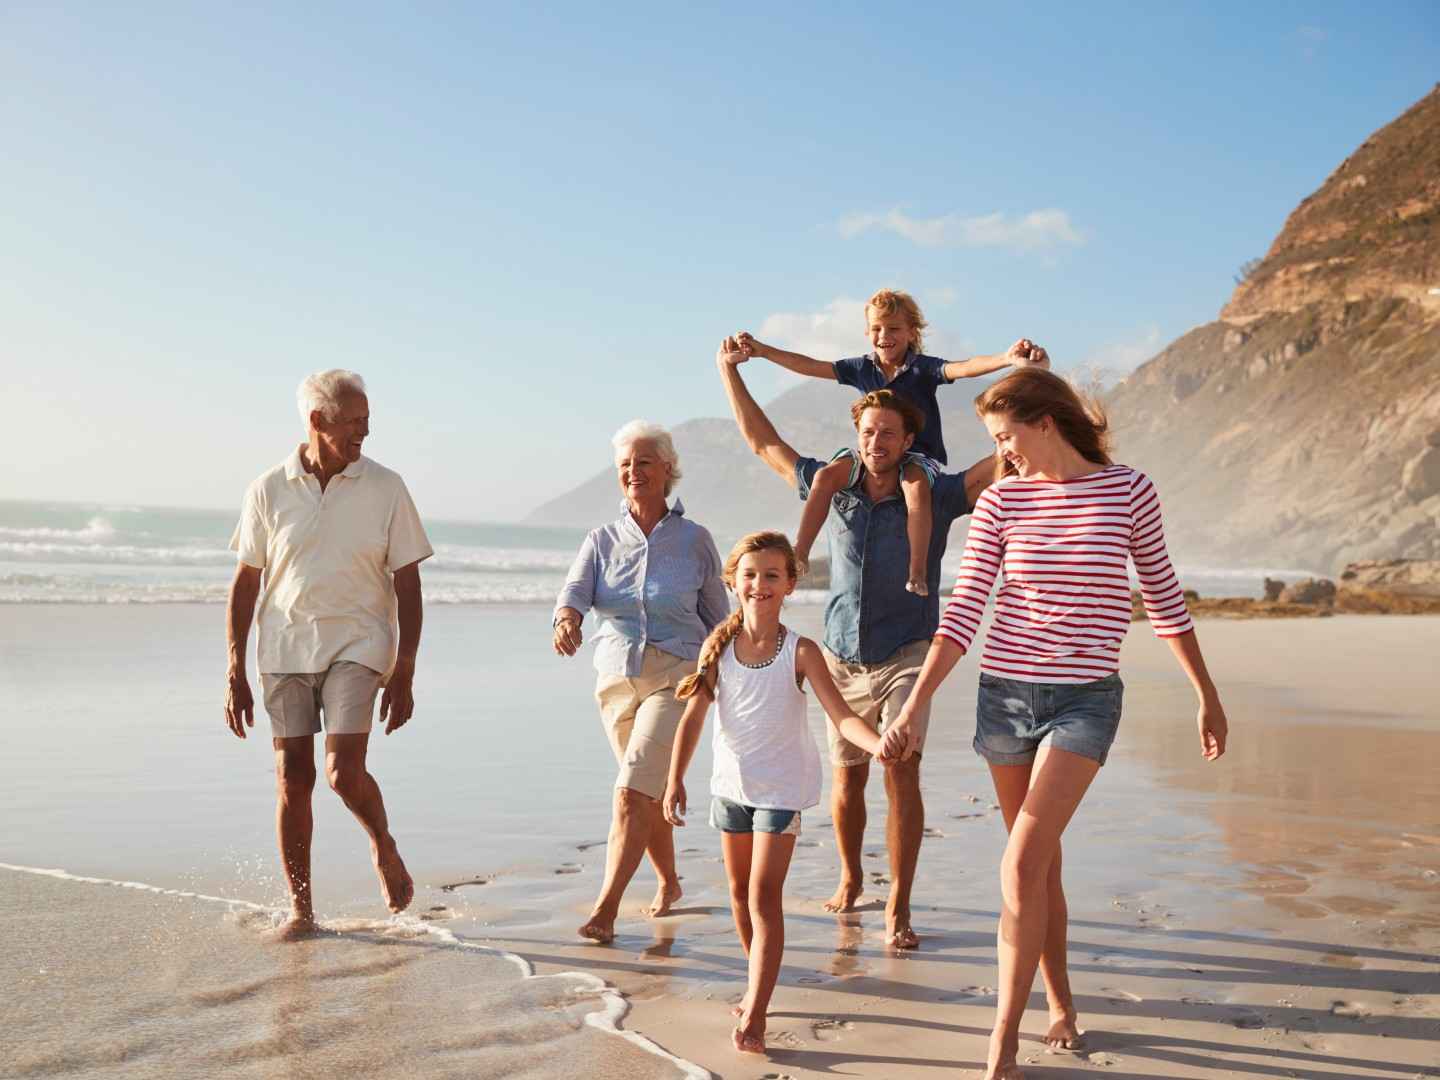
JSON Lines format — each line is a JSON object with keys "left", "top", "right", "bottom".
{"left": 297, "top": 369, "right": 367, "bottom": 429}
{"left": 611, "top": 419, "right": 682, "bottom": 495}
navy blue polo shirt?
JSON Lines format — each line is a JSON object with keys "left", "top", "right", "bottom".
{"left": 833, "top": 348, "right": 951, "bottom": 464}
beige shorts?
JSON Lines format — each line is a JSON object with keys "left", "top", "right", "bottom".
{"left": 823, "top": 639, "right": 932, "bottom": 767}
{"left": 261, "top": 661, "right": 383, "bottom": 739}
{"left": 594, "top": 646, "right": 692, "bottom": 800}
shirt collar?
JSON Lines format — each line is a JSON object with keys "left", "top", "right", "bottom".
{"left": 868, "top": 346, "right": 917, "bottom": 379}
{"left": 617, "top": 497, "right": 685, "bottom": 527}
{"left": 284, "top": 445, "right": 367, "bottom": 481}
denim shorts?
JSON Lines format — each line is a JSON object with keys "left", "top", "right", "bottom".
{"left": 709, "top": 796, "right": 801, "bottom": 836}
{"left": 974, "top": 672, "right": 1124, "bottom": 767}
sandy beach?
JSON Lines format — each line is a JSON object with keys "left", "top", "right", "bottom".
{"left": 3, "top": 605, "right": 1437, "bottom": 1078}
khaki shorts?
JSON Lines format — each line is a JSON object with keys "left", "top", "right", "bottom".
{"left": 594, "top": 646, "right": 691, "bottom": 799}
{"left": 823, "top": 639, "right": 932, "bottom": 767}
{"left": 261, "top": 661, "right": 383, "bottom": 739}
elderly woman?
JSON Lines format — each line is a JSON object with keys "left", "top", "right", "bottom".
{"left": 553, "top": 420, "right": 729, "bottom": 944}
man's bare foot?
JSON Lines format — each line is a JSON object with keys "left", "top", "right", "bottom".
{"left": 905, "top": 576, "right": 929, "bottom": 597}
{"left": 269, "top": 912, "right": 321, "bottom": 942}
{"left": 886, "top": 904, "right": 919, "bottom": 949}
{"left": 578, "top": 913, "right": 616, "bottom": 944}
{"left": 823, "top": 879, "right": 864, "bottom": 913}
{"left": 1044, "top": 1011, "right": 1084, "bottom": 1051}
{"left": 981, "top": 1067, "right": 1026, "bottom": 1080}
{"left": 373, "top": 840, "right": 413, "bottom": 914}
{"left": 642, "top": 881, "right": 682, "bottom": 917}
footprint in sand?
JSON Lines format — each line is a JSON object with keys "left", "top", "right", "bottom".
{"left": 1083, "top": 1051, "right": 1122, "bottom": 1066}
{"left": 419, "top": 905, "right": 456, "bottom": 921}
{"left": 950, "top": 812, "right": 985, "bottom": 820}
{"left": 810, "top": 1019, "right": 854, "bottom": 1041}
{"left": 1101, "top": 987, "right": 1143, "bottom": 1005}
{"left": 438, "top": 875, "right": 489, "bottom": 892}
{"left": 759, "top": 1074, "right": 796, "bottom": 1079}
{"left": 1330, "top": 1000, "right": 1372, "bottom": 1019}
{"left": 796, "top": 838, "right": 821, "bottom": 848}
{"left": 575, "top": 840, "right": 606, "bottom": 852}
{"left": 1179, "top": 995, "right": 1215, "bottom": 1006}
{"left": 869, "top": 873, "right": 890, "bottom": 887}
{"left": 769, "top": 1029, "right": 805, "bottom": 1049}
{"left": 554, "top": 864, "right": 582, "bottom": 875}
{"left": 1231, "top": 1012, "right": 1266, "bottom": 1029}
{"left": 922, "top": 827, "right": 945, "bottom": 838}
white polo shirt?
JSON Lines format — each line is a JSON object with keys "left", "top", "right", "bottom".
{"left": 231, "top": 448, "right": 434, "bottom": 675}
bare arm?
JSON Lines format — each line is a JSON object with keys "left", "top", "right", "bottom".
{"left": 715, "top": 336, "right": 801, "bottom": 485}
{"left": 382, "top": 560, "right": 423, "bottom": 735}
{"left": 225, "top": 563, "right": 262, "bottom": 739}
{"left": 662, "top": 681, "right": 715, "bottom": 825}
{"left": 942, "top": 339, "right": 1049, "bottom": 381}
{"left": 737, "top": 331, "right": 837, "bottom": 380}
{"left": 796, "top": 639, "right": 882, "bottom": 756}
{"left": 963, "top": 454, "right": 998, "bottom": 510}
{"left": 880, "top": 635, "right": 967, "bottom": 760}
{"left": 1165, "top": 630, "right": 1229, "bottom": 760}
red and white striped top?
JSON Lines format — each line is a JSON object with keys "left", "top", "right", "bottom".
{"left": 937, "top": 465, "right": 1193, "bottom": 683}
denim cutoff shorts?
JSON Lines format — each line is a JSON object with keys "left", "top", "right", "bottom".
{"left": 709, "top": 796, "right": 801, "bottom": 836}
{"left": 974, "top": 672, "right": 1124, "bottom": 767}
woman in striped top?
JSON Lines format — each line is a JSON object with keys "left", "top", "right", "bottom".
{"left": 880, "top": 368, "right": 1229, "bottom": 1080}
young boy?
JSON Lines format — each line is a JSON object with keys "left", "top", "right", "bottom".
{"left": 738, "top": 288, "right": 1046, "bottom": 595}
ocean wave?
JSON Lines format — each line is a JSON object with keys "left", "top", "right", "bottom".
{"left": 0, "top": 540, "right": 235, "bottom": 565}
{"left": 0, "top": 515, "right": 119, "bottom": 542}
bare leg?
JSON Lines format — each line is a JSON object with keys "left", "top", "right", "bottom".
{"left": 883, "top": 754, "right": 924, "bottom": 948}
{"left": 992, "top": 763, "right": 1083, "bottom": 1050}
{"left": 272, "top": 736, "right": 318, "bottom": 939}
{"left": 641, "top": 814, "right": 683, "bottom": 916}
{"left": 985, "top": 748, "right": 1100, "bottom": 1080}
{"left": 734, "top": 831, "right": 797, "bottom": 1055}
{"left": 823, "top": 761, "right": 868, "bottom": 913}
{"left": 722, "top": 831, "right": 756, "bottom": 1019}
{"left": 795, "top": 458, "right": 852, "bottom": 574}
{"left": 325, "top": 733, "right": 413, "bottom": 915}
{"left": 901, "top": 462, "right": 932, "bottom": 596}
{"left": 579, "top": 787, "right": 658, "bottom": 942}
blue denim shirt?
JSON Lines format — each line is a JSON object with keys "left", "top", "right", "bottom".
{"left": 797, "top": 457, "right": 972, "bottom": 664}
{"left": 554, "top": 498, "right": 730, "bottom": 676}
{"left": 833, "top": 348, "right": 952, "bottom": 464}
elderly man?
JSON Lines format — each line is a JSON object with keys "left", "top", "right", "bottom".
{"left": 224, "top": 369, "right": 432, "bottom": 939}
{"left": 715, "top": 335, "right": 1032, "bottom": 948}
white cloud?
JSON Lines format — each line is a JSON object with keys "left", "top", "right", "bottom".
{"left": 838, "top": 207, "right": 1085, "bottom": 253}
{"left": 1070, "top": 324, "right": 1164, "bottom": 387}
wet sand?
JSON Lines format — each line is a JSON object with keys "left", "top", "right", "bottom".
{"left": 2, "top": 606, "right": 1437, "bottom": 1078}
{"left": 477, "top": 613, "right": 1440, "bottom": 1079}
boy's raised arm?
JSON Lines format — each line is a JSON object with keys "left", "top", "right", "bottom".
{"left": 737, "top": 331, "right": 837, "bottom": 381}
{"left": 716, "top": 337, "right": 801, "bottom": 486}
{"left": 941, "top": 339, "right": 1049, "bottom": 381}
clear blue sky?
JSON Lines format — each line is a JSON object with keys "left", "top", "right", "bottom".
{"left": 4, "top": 2, "right": 1436, "bottom": 519}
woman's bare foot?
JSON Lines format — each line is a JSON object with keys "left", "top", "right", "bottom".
{"left": 886, "top": 902, "right": 920, "bottom": 949}
{"left": 732, "top": 1011, "right": 766, "bottom": 1055}
{"left": 578, "top": 912, "right": 616, "bottom": 943}
{"left": 985, "top": 1028, "right": 1024, "bottom": 1079}
{"left": 1044, "top": 1010, "right": 1084, "bottom": 1051}
{"left": 372, "top": 839, "right": 413, "bottom": 914}
{"left": 642, "top": 881, "right": 683, "bottom": 917}
{"left": 823, "top": 879, "right": 864, "bottom": 913}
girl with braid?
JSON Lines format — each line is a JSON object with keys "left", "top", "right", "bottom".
{"left": 662, "top": 531, "right": 883, "bottom": 1056}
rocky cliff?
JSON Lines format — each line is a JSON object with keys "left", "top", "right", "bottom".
{"left": 1106, "top": 85, "right": 1440, "bottom": 572}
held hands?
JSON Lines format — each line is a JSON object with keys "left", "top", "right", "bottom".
{"left": 716, "top": 335, "right": 752, "bottom": 368}
{"left": 381, "top": 658, "right": 416, "bottom": 735}
{"left": 1198, "top": 697, "right": 1229, "bottom": 761}
{"left": 734, "top": 331, "right": 768, "bottom": 359}
{"left": 662, "top": 780, "right": 687, "bottom": 827}
{"left": 1008, "top": 339, "right": 1051, "bottom": 370}
{"left": 224, "top": 668, "right": 254, "bottom": 739}
{"left": 878, "top": 710, "right": 922, "bottom": 763}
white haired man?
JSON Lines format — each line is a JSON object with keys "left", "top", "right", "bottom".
{"left": 225, "top": 369, "right": 433, "bottom": 939}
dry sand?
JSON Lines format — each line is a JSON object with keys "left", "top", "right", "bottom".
{"left": 475, "top": 614, "right": 1440, "bottom": 1079}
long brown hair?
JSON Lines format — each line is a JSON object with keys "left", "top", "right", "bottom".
{"left": 975, "top": 368, "right": 1112, "bottom": 481}
{"left": 675, "top": 531, "right": 798, "bottom": 700}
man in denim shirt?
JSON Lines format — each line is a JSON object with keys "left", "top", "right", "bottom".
{"left": 716, "top": 336, "right": 994, "bottom": 949}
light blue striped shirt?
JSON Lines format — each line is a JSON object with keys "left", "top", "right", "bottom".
{"left": 554, "top": 499, "right": 730, "bottom": 676}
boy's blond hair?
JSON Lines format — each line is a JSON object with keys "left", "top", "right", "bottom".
{"left": 865, "top": 288, "right": 928, "bottom": 353}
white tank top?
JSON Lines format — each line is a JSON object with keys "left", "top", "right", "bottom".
{"left": 710, "top": 625, "right": 822, "bottom": 811}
